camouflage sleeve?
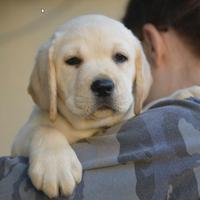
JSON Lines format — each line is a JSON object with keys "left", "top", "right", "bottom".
{"left": 1, "top": 97, "right": 200, "bottom": 200}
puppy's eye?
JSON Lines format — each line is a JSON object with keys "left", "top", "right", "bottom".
{"left": 113, "top": 53, "right": 128, "bottom": 64}
{"left": 65, "top": 57, "right": 82, "bottom": 66}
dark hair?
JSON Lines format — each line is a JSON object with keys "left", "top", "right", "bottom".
{"left": 123, "top": 0, "right": 200, "bottom": 55}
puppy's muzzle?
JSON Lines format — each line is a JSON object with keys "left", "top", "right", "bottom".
{"left": 91, "top": 78, "right": 114, "bottom": 97}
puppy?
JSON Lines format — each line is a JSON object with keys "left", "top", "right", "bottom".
{"left": 12, "top": 15, "right": 152, "bottom": 198}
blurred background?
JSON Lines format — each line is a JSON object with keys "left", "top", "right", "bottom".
{"left": 0, "top": 0, "right": 129, "bottom": 155}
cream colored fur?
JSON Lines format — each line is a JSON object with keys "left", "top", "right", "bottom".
{"left": 12, "top": 15, "right": 152, "bottom": 198}
{"left": 12, "top": 14, "right": 200, "bottom": 198}
{"left": 11, "top": 14, "right": 200, "bottom": 198}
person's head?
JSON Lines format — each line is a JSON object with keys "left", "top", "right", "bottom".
{"left": 123, "top": 0, "right": 200, "bottom": 103}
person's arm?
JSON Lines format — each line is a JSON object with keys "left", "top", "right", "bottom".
{"left": 1, "top": 97, "right": 200, "bottom": 200}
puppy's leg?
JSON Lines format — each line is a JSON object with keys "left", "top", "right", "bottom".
{"left": 144, "top": 85, "right": 200, "bottom": 111}
{"left": 13, "top": 126, "right": 82, "bottom": 198}
{"left": 169, "top": 85, "right": 200, "bottom": 99}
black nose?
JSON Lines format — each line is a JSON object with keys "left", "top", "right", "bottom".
{"left": 91, "top": 79, "right": 114, "bottom": 97}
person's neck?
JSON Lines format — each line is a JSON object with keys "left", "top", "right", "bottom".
{"left": 146, "top": 49, "right": 200, "bottom": 104}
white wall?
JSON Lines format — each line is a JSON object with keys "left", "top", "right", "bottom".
{"left": 0, "top": 0, "right": 129, "bottom": 155}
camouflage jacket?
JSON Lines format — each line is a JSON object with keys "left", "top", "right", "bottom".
{"left": 0, "top": 97, "right": 200, "bottom": 200}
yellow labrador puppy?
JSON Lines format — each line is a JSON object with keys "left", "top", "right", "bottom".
{"left": 12, "top": 15, "right": 152, "bottom": 198}
{"left": 11, "top": 14, "right": 200, "bottom": 198}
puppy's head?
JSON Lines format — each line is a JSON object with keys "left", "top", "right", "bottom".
{"left": 28, "top": 15, "right": 152, "bottom": 128}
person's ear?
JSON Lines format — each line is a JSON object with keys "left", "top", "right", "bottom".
{"left": 143, "top": 24, "right": 166, "bottom": 68}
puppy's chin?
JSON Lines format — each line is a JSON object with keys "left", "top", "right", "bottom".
{"left": 91, "top": 108, "right": 114, "bottom": 119}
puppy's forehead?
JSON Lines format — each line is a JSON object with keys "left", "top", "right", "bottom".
{"left": 58, "top": 15, "right": 127, "bottom": 33}
{"left": 53, "top": 15, "right": 137, "bottom": 46}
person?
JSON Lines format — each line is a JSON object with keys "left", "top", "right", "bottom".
{"left": 0, "top": 1, "right": 200, "bottom": 199}
{"left": 123, "top": 0, "right": 200, "bottom": 104}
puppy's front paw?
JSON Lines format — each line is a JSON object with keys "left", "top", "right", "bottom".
{"left": 171, "top": 85, "right": 200, "bottom": 100}
{"left": 29, "top": 147, "right": 82, "bottom": 198}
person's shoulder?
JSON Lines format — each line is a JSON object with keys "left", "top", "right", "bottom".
{"left": 147, "top": 97, "right": 200, "bottom": 112}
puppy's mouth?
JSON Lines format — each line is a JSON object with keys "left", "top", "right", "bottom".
{"left": 91, "top": 102, "right": 116, "bottom": 119}
{"left": 97, "top": 105, "right": 115, "bottom": 111}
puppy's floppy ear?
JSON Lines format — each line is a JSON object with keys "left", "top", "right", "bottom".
{"left": 134, "top": 43, "right": 152, "bottom": 115}
{"left": 28, "top": 39, "right": 57, "bottom": 121}
{"left": 48, "top": 45, "right": 57, "bottom": 121}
